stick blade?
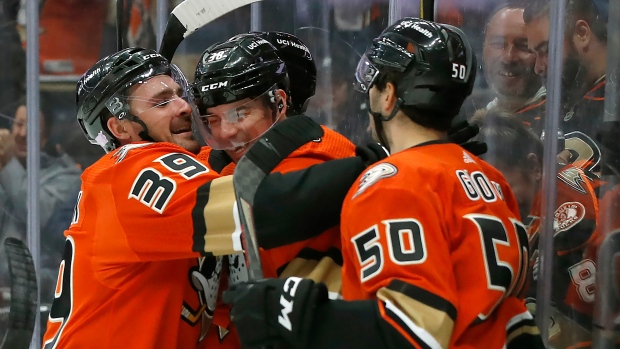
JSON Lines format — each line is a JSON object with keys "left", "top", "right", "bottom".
{"left": 159, "top": 0, "right": 263, "bottom": 60}
{"left": 0, "top": 238, "right": 38, "bottom": 349}
{"left": 233, "top": 155, "right": 266, "bottom": 281}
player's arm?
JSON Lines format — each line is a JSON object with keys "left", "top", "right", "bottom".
{"left": 337, "top": 184, "right": 458, "bottom": 349}
{"left": 252, "top": 142, "right": 388, "bottom": 249}
{"left": 224, "top": 183, "right": 457, "bottom": 349}
{"left": 307, "top": 281, "right": 450, "bottom": 349}
{"left": 253, "top": 157, "right": 368, "bottom": 249}
{"left": 102, "top": 148, "right": 241, "bottom": 262}
{"left": 554, "top": 167, "right": 599, "bottom": 253}
{"left": 222, "top": 276, "right": 417, "bottom": 349}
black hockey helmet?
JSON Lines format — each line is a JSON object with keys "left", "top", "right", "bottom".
{"left": 191, "top": 34, "right": 290, "bottom": 151}
{"left": 76, "top": 47, "right": 188, "bottom": 152}
{"left": 242, "top": 31, "right": 316, "bottom": 114}
{"left": 355, "top": 17, "right": 476, "bottom": 118}
{"left": 192, "top": 34, "right": 289, "bottom": 111}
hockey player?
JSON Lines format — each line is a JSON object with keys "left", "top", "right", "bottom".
{"left": 196, "top": 31, "right": 319, "bottom": 174}
{"left": 42, "top": 48, "right": 241, "bottom": 349}
{"left": 192, "top": 33, "right": 367, "bottom": 348}
{"left": 193, "top": 31, "right": 394, "bottom": 348}
{"left": 194, "top": 31, "right": 488, "bottom": 348}
{"left": 222, "top": 17, "right": 544, "bottom": 349}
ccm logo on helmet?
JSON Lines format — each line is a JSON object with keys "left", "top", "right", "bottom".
{"left": 142, "top": 53, "right": 162, "bottom": 60}
{"left": 278, "top": 277, "right": 303, "bottom": 331}
{"left": 200, "top": 81, "right": 229, "bottom": 92}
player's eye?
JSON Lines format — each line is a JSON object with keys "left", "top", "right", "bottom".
{"left": 235, "top": 109, "right": 249, "bottom": 122}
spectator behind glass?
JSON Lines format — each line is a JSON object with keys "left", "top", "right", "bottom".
{"left": 0, "top": 99, "right": 82, "bottom": 309}
{"left": 524, "top": 0, "right": 609, "bottom": 177}
{"left": 484, "top": 3, "right": 540, "bottom": 108}
{"left": 0, "top": 0, "right": 25, "bottom": 129}
{"left": 481, "top": 2, "right": 546, "bottom": 134}
{"left": 473, "top": 107, "right": 601, "bottom": 348}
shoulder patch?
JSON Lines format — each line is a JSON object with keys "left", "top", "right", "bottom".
{"left": 557, "top": 166, "right": 588, "bottom": 194}
{"left": 553, "top": 201, "right": 586, "bottom": 234}
{"left": 353, "top": 163, "right": 397, "bottom": 198}
{"left": 112, "top": 143, "right": 154, "bottom": 163}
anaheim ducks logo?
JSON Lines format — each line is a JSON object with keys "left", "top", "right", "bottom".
{"left": 353, "top": 163, "right": 397, "bottom": 198}
{"left": 553, "top": 201, "right": 586, "bottom": 234}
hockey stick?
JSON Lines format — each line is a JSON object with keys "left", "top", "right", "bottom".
{"left": 116, "top": 0, "right": 124, "bottom": 50}
{"left": 420, "top": 0, "right": 435, "bottom": 21}
{"left": 116, "top": 0, "right": 134, "bottom": 50}
{"left": 232, "top": 116, "right": 324, "bottom": 281}
{"left": 0, "top": 238, "right": 38, "bottom": 349}
{"left": 158, "top": 0, "right": 262, "bottom": 61}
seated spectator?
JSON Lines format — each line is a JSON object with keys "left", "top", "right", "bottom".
{"left": 0, "top": 100, "right": 82, "bottom": 309}
{"left": 480, "top": 2, "right": 545, "bottom": 134}
{"left": 0, "top": 0, "right": 25, "bottom": 129}
{"left": 524, "top": 0, "right": 608, "bottom": 176}
{"left": 473, "top": 107, "right": 601, "bottom": 348}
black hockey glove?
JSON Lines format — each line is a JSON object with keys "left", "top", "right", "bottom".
{"left": 356, "top": 142, "right": 390, "bottom": 167}
{"left": 222, "top": 277, "right": 329, "bottom": 349}
{"left": 447, "top": 120, "right": 488, "bottom": 156}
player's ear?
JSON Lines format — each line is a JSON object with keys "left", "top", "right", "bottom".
{"left": 572, "top": 19, "right": 592, "bottom": 51}
{"left": 382, "top": 82, "right": 398, "bottom": 115}
{"left": 275, "top": 89, "right": 287, "bottom": 116}
{"left": 526, "top": 153, "right": 542, "bottom": 181}
{"left": 107, "top": 117, "right": 132, "bottom": 141}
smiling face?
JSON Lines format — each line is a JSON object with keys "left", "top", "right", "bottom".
{"left": 483, "top": 8, "right": 540, "bottom": 101}
{"left": 126, "top": 75, "right": 200, "bottom": 154}
{"left": 204, "top": 95, "right": 280, "bottom": 163}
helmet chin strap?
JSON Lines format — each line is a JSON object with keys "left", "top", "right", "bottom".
{"left": 368, "top": 96, "right": 404, "bottom": 152}
{"left": 125, "top": 114, "right": 155, "bottom": 142}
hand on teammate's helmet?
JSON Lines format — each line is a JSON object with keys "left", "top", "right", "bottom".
{"left": 223, "top": 277, "right": 328, "bottom": 349}
{"left": 447, "top": 120, "right": 488, "bottom": 156}
{"left": 356, "top": 143, "right": 390, "bottom": 167}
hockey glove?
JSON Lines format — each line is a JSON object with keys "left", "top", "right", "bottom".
{"left": 356, "top": 142, "right": 390, "bottom": 167}
{"left": 448, "top": 120, "right": 488, "bottom": 156}
{"left": 222, "top": 277, "right": 329, "bottom": 349}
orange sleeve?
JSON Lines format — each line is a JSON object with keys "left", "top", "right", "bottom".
{"left": 340, "top": 149, "right": 530, "bottom": 348}
{"left": 341, "top": 180, "right": 458, "bottom": 348}
{"left": 83, "top": 145, "right": 241, "bottom": 264}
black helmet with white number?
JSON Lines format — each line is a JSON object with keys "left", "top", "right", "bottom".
{"left": 192, "top": 35, "right": 289, "bottom": 110}
{"left": 228, "top": 31, "right": 316, "bottom": 114}
{"left": 76, "top": 47, "right": 189, "bottom": 152}
{"left": 191, "top": 35, "right": 289, "bottom": 151}
{"left": 355, "top": 17, "right": 476, "bottom": 118}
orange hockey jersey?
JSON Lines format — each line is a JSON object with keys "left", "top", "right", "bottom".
{"left": 257, "top": 125, "right": 355, "bottom": 284}
{"left": 201, "top": 125, "right": 356, "bottom": 348}
{"left": 341, "top": 141, "right": 536, "bottom": 349}
{"left": 527, "top": 164, "right": 599, "bottom": 319}
{"left": 42, "top": 142, "right": 240, "bottom": 349}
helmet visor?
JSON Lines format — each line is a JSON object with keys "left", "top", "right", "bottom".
{"left": 354, "top": 54, "right": 380, "bottom": 93}
{"left": 192, "top": 84, "right": 280, "bottom": 151}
